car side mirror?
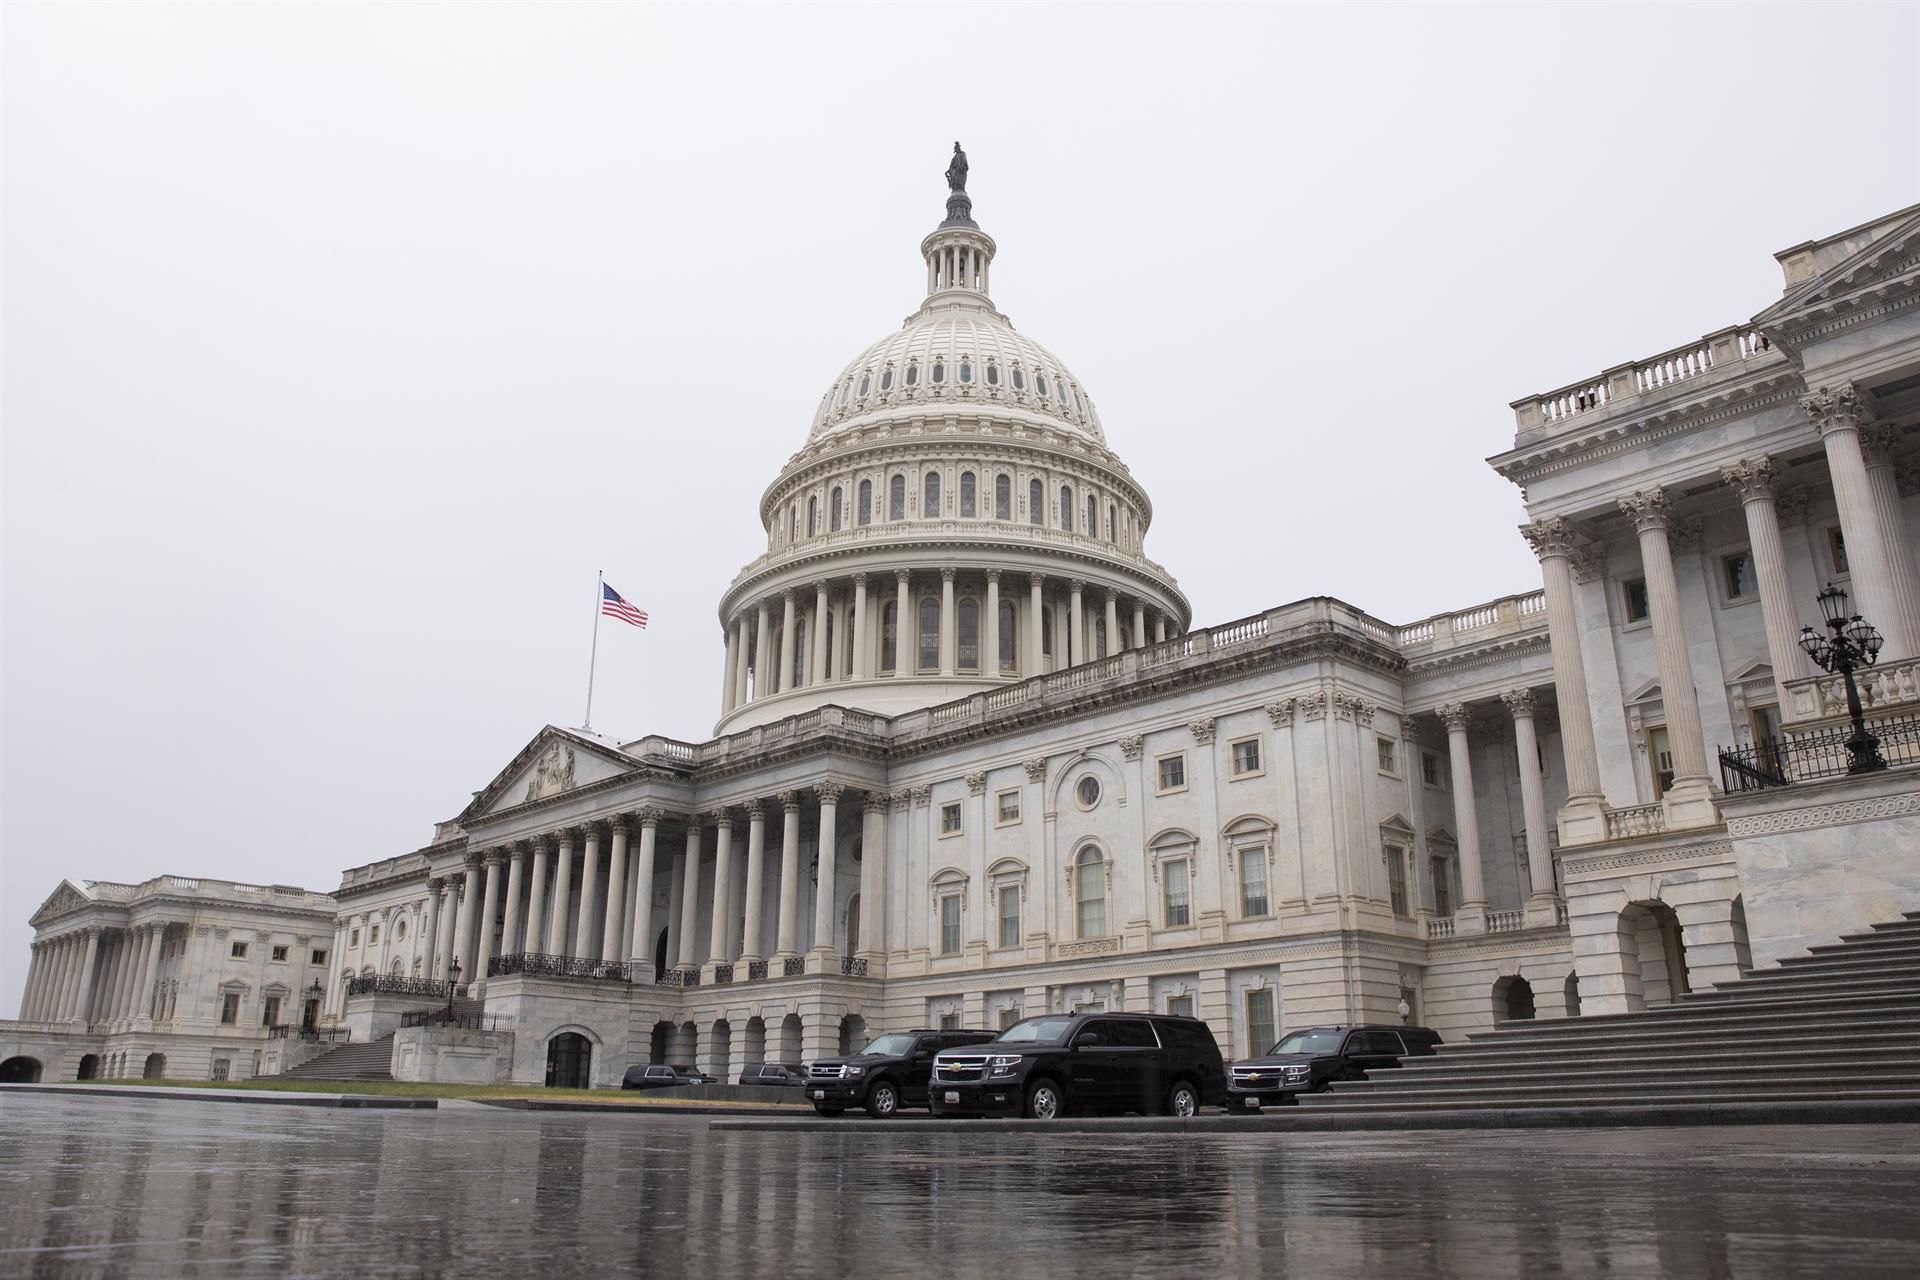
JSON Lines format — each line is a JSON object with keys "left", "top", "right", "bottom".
{"left": 1074, "top": 1035, "right": 1102, "bottom": 1049}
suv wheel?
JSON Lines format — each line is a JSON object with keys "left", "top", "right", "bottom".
{"left": 1167, "top": 1081, "right": 1199, "bottom": 1118}
{"left": 865, "top": 1080, "right": 899, "bottom": 1119}
{"left": 1025, "top": 1079, "right": 1064, "bottom": 1120}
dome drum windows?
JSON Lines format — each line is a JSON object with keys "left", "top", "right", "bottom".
{"left": 830, "top": 488, "right": 843, "bottom": 533}
{"left": 1012, "top": 365, "right": 1026, "bottom": 391}
{"left": 889, "top": 475, "right": 907, "bottom": 522}
{"left": 958, "top": 359, "right": 973, "bottom": 384}
{"left": 918, "top": 598, "right": 940, "bottom": 671}
{"left": 923, "top": 470, "right": 942, "bottom": 518}
{"left": 880, "top": 366, "right": 894, "bottom": 392}
{"left": 994, "top": 474, "right": 1011, "bottom": 521}
{"left": 957, "top": 598, "right": 980, "bottom": 671}
{"left": 931, "top": 358, "right": 946, "bottom": 384}
{"left": 960, "top": 471, "right": 976, "bottom": 518}
{"left": 1029, "top": 479, "right": 1043, "bottom": 525}
{"left": 986, "top": 361, "right": 1000, "bottom": 386}
{"left": 905, "top": 361, "right": 920, "bottom": 387}
{"left": 1059, "top": 485, "right": 1072, "bottom": 531}
{"left": 857, "top": 372, "right": 871, "bottom": 397}
{"left": 858, "top": 479, "right": 873, "bottom": 526}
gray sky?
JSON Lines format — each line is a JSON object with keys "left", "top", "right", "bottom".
{"left": 3, "top": 1, "right": 1916, "bottom": 1011}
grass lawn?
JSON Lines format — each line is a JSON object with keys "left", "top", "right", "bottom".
{"left": 68, "top": 1077, "right": 810, "bottom": 1106}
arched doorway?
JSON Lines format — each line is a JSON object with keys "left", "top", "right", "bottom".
{"left": 673, "top": 1021, "right": 699, "bottom": 1071}
{"left": 649, "top": 1021, "right": 672, "bottom": 1065}
{"left": 779, "top": 1013, "right": 803, "bottom": 1063}
{"left": 743, "top": 1017, "right": 767, "bottom": 1068}
{"left": 839, "top": 1013, "right": 868, "bottom": 1056}
{"left": 0, "top": 1056, "right": 42, "bottom": 1083}
{"left": 76, "top": 1054, "right": 100, "bottom": 1080}
{"left": 706, "top": 1020, "right": 732, "bottom": 1081}
{"left": 654, "top": 928, "right": 670, "bottom": 983}
{"left": 1563, "top": 973, "right": 1582, "bottom": 1018}
{"left": 845, "top": 894, "right": 862, "bottom": 956}
{"left": 1494, "top": 976, "right": 1536, "bottom": 1021}
{"left": 1620, "top": 899, "right": 1691, "bottom": 1006}
{"left": 143, "top": 1053, "right": 167, "bottom": 1079}
{"left": 545, "top": 1032, "right": 592, "bottom": 1089}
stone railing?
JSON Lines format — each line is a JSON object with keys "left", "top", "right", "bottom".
{"left": 1424, "top": 916, "right": 1456, "bottom": 939}
{"left": 1511, "top": 325, "right": 1777, "bottom": 436}
{"left": 1603, "top": 803, "right": 1667, "bottom": 839}
{"left": 1486, "top": 910, "right": 1526, "bottom": 933}
{"left": 1783, "top": 660, "right": 1920, "bottom": 724}
{"left": 488, "top": 953, "right": 634, "bottom": 984}
{"left": 1394, "top": 591, "right": 1548, "bottom": 657}
{"left": 346, "top": 974, "right": 460, "bottom": 999}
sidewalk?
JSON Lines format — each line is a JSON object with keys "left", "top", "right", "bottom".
{"left": 0, "top": 1082, "right": 435, "bottom": 1109}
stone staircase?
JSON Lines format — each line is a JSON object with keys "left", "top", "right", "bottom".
{"left": 279, "top": 1033, "right": 398, "bottom": 1083}
{"left": 1301, "top": 911, "right": 1920, "bottom": 1114}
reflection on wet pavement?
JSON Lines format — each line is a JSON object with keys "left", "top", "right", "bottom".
{"left": 2, "top": 1095, "right": 1917, "bottom": 1277}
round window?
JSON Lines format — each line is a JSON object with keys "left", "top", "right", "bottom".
{"left": 1076, "top": 775, "right": 1101, "bottom": 809}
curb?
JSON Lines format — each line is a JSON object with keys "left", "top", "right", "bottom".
{"left": 706, "top": 1097, "right": 1920, "bottom": 1134}
{"left": 473, "top": 1098, "right": 813, "bottom": 1117}
{"left": 0, "top": 1083, "right": 438, "bottom": 1110}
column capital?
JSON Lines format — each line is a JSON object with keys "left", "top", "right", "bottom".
{"left": 811, "top": 579, "right": 830, "bottom": 595}
{"left": 1264, "top": 699, "right": 1296, "bottom": 727}
{"left": 1521, "top": 515, "right": 1580, "bottom": 560}
{"left": 1068, "top": 577, "right": 1086, "bottom": 593}
{"left": 636, "top": 805, "right": 664, "bottom": 829}
{"left": 426, "top": 875, "right": 445, "bottom": 892}
{"left": 1188, "top": 716, "right": 1217, "bottom": 744}
{"left": 852, "top": 570, "right": 868, "bottom": 587}
{"left": 743, "top": 798, "right": 765, "bottom": 820}
{"left": 710, "top": 808, "right": 735, "bottom": 830}
{"left": 463, "top": 850, "right": 484, "bottom": 870}
{"left": 778, "top": 789, "right": 803, "bottom": 813}
{"left": 782, "top": 587, "right": 796, "bottom": 603}
{"left": 1802, "top": 382, "right": 1876, "bottom": 436}
{"left": 895, "top": 568, "right": 910, "bottom": 585}
{"left": 963, "top": 771, "right": 987, "bottom": 794}
{"left": 1400, "top": 716, "right": 1425, "bottom": 748}
{"left": 556, "top": 827, "right": 577, "bottom": 848}
{"left": 1861, "top": 421, "right": 1900, "bottom": 469}
{"left": 483, "top": 848, "right": 506, "bottom": 868}
{"left": 1618, "top": 487, "right": 1672, "bottom": 534}
{"left": 1436, "top": 702, "right": 1473, "bottom": 733}
{"left": 1668, "top": 515, "right": 1704, "bottom": 555}
{"left": 511, "top": 840, "right": 534, "bottom": 861}
{"left": 1117, "top": 734, "right": 1144, "bottom": 760}
{"left": 606, "top": 816, "right": 631, "bottom": 838}
{"left": 1721, "top": 455, "right": 1779, "bottom": 504}
{"left": 1569, "top": 543, "right": 1608, "bottom": 584}
{"left": 984, "top": 567, "right": 1001, "bottom": 583}
{"left": 816, "top": 780, "right": 846, "bottom": 804}
{"left": 1499, "top": 688, "right": 1538, "bottom": 720}
{"left": 907, "top": 784, "right": 933, "bottom": 807}
{"left": 940, "top": 566, "right": 956, "bottom": 583}
{"left": 1023, "top": 757, "right": 1048, "bottom": 783}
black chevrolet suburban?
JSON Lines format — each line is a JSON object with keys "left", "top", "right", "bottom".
{"left": 928, "top": 1012, "right": 1226, "bottom": 1119}
{"left": 806, "top": 1028, "right": 997, "bottom": 1117}
{"left": 1227, "top": 1024, "right": 1442, "bottom": 1110}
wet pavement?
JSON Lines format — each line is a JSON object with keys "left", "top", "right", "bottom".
{"left": 2, "top": 1094, "right": 1917, "bottom": 1277}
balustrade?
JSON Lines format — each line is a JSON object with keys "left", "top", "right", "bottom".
{"left": 346, "top": 974, "right": 459, "bottom": 999}
{"left": 839, "top": 956, "right": 869, "bottom": 977}
{"left": 1425, "top": 916, "right": 1456, "bottom": 940}
{"left": 1486, "top": 910, "right": 1526, "bottom": 934}
{"left": 488, "top": 953, "right": 634, "bottom": 983}
{"left": 1603, "top": 803, "right": 1667, "bottom": 839}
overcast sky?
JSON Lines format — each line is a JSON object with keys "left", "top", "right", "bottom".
{"left": 3, "top": 1, "right": 1916, "bottom": 1011}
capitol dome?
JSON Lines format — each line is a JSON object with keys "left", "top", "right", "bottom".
{"left": 713, "top": 147, "right": 1188, "bottom": 732}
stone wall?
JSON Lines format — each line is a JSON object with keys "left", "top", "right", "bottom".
{"left": 391, "top": 1025, "right": 515, "bottom": 1084}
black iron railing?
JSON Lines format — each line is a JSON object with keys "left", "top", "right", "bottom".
{"left": 713, "top": 965, "right": 733, "bottom": 985}
{"left": 748, "top": 961, "right": 769, "bottom": 981}
{"left": 656, "top": 968, "right": 700, "bottom": 987}
{"left": 840, "top": 956, "right": 868, "bottom": 977}
{"left": 268, "top": 1024, "right": 350, "bottom": 1042}
{"left": 487, "top": 953, "right": 634, "bottom": 983}
{"left": 783, "top": 957, "right": 806, "bottom": 977}
{"left": 401, "top": 1009, "right": 498, "bottom": 1032}
{"left": 1720, "top": 713, "right": 1920, "bottom": 793}
{"left": 346, "top": 974, "right": 461, "bottom": 999}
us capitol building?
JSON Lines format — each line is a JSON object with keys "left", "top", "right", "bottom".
{"left": 9, "top": 154, "right": 1920, "bottom": 1089}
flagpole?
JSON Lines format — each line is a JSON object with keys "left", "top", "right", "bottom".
{"left": 584, "top": 569, "right": 604, "bottom": 731}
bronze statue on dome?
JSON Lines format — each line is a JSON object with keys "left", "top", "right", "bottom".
{"left": 945, "top": 142, "right": 968, "bottom": 194}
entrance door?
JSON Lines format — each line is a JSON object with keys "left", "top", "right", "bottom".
{"left": 546, "top": 1033, "right": 592, "bottom": 1089}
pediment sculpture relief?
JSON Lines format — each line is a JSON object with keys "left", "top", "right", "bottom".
{"left": 524, "top": 744, "right": 577, "bottom": 803}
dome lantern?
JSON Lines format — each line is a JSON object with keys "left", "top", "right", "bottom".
{"left": 923, "top": 141, "right": 995, "bottom": 301}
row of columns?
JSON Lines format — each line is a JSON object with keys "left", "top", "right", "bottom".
{"left": 19, "top": 924, "right": 169, "bottom": 1026}
{"left": 722, "top": 569, "right": 1174, "bottom": 714}
{"left": 1430, "top": 689, "right": 1559, "bottom": 927}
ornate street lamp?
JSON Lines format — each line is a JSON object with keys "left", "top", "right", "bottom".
{"left": 1798, "top": 583, "right": 1887, "bottom": 774}
{"left": 304, "top": 978, "right": 322, "bottom": 1033}
{"left": 446, "top": 955, "right": 462, "bottom": 1018}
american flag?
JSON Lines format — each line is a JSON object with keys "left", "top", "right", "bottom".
{"left": 601, "top": 582, "right": 649, "bottom": 628}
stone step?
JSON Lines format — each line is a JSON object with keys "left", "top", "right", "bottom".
{"left": 1397, "top": 1038, "right": 1920, "bottom": 1076}
{"left": 1683, "top": 973, "right": 1920, "bottom": 1004}
{"left": 1459, "top": 990, "right": 1920, "bottom": 1044}
{"left": 1300, "top": 1083, "right": 1920, "bottom": 1113}
{"left": 1807, "top": 931, "right": 1920, "bottom": 956}
{"left": 1338, "top": 1056, "right": 1920, "bottom": 1093}
{"left": 1725, "top": 953, "right": 1920, "bottom": 981}
{"left": 281, "top": 1034, "right": 396, "bottom": 1082}
{"left": 1446, "top": 1010, "right": 1920, "bottom": 1054}
{"left": 1778, "top": 940, "right": 1920, "bottom": 968}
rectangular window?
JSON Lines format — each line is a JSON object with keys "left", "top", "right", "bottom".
{"left": 219, "top": 992, "right": 240, "bottom": 1025}
{"left": 271, "top": 945, "right": 289, "bottom": 963}
{"left": 939, "top": 1011, "right": 961, "bottom": 1031}
{"left": 998, "top": 1005, "right": 1021, "bottom": 1029}
{"left": 1722, "top": 551, "right": 1755, "bottom": 600}
{"left": 311, "top": 949, "right": 328, "bottom": 966}
{"left": 1239, "top": 849, "right": 1270, "bottom": 917}
{"left": 939, "top": 896, "right": 962, "bottom": 955}
{"left": 997, "top": 884, "right": 1021, "bottom": 948}
{"left": 1386, "top": 844, "right": 1408, "bottom": 916}
{"left": 348, "top": 929, "right": 359, "bottom": 948}
{"left": 1430, "top": 856, "right": 1453, "bottom": 916}
{"left": 1245, "top": 988, "right": 1277, "bottom": 1056}
{"left": 1623, "top": 578, "right": 1650, "bottom": 624}
{"left": 210, "top": 1059, "right": 230, "bottom": 1081}
{"left": 1156, "top": 753, "right": 1187, "bottom": 792}
{"left": 1649, "top": 726, "right": 1675, "bottom": 798}
{"left": 261, "top": 995, "right": 282, "bottom": 1027}
{"left": 1166, "top": 994, "right": 1195, "bottom": 1018}
{"left": 1376, "top": 737, "right": 1397, "bottom": 775}
{"left": 369, "top": 925, "right": 380, "bottom": 946}
{"left": 1163, "top": 859, "right": 1191, "bottom": 928}
{"left": 940, "top": 802, "right": 962, "bottom": 836}
{"left": 1421, "top": 751, "right": 1440, "bottom": 787}
{"left": 1230, "top": 737, "right": 1263, "bottom": 778}
{"left": 1828, "top": 525, "right": 1850, "bottom": 575}
{"left": 996, "top": 790, "right": 1021, "bottom": 825}
{"left": 229, "top": 942, "right": 248, "bottom": 960}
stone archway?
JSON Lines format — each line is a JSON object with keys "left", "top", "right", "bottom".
{"left": 839, "top": 1013, "right": 868, "bottom": 1055}
{"left": 743, "top": 1017, "right": 767, "bottom": 1068}
{"left": 76, "top": 1054, "right": 100, "bottom": 1080}
{"left": 649, "top": 1021, "right": 673, "bottom": 1065}
{"left": 143, "top": 1053, "right": 167, "bottom": 1079}
{"left": 1621, "top": 899, "right": 1691, "bottom": 1006}
{"left": 673, "top": 1021, "right": 699, "bottom": 1072}
{"left": 0, "top": 1056, "right": 42, "bottom": 1083}
{"left": 1493, "top": 975, "right": 1536, "bottom": 1021}
{"left": 778, "top": 1013, "right": 803, "bottom": 1064}
{"left": 706, "top": 1019, "right": 733, "bottom": 1082}
{"left": 545, "top": 1032, "right": 592, "bottom": 1089}
{"left": 1563, "top": 972, "right": 1582, "bottom": 1018}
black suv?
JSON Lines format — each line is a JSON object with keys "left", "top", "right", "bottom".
{"left": 928, "top": 1012, "right": 1226, "bottom": 1120}
{"left": 1227, "top": 1024, "right": 1442, "bottom": 1110}
{"left": 807, "top": 1028, "right": 997, "bottom": 1117}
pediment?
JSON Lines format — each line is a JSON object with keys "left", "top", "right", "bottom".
{"left": 459, "top": 726, "right": 641, "bottom": 821}
{"left": 1624, "top": 679, "right": 1664, "bottom": 707}
{"left": 1754, "top": 207, "right": 1920, "bottom": 330}
{"left": 1379, "top": 813, "right": 1417, "bottom": 840}
{"left": 1425, "top": 825, "right": 1457, "bottom": 849}
{"left": 29, "top": 880, "right": 92, "bottom": 927}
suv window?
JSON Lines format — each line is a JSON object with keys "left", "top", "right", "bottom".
{"left": 648, "top": 1067, "right": 672, "bottom": 1078}
{"left": 911, "top": 1037, "right": 939, "bottom": 1057}
{"left": 1111, "top": 1019, "right": 1159, "bottom": 1048}
{"left": 1072, "top": 1019, "right": 1113, "bottom": 1047}
{"left": 1158, "top": 1020, "right": 1216, "bottom": 1053}
{"left": 1353, "top": 1031, "right": 1404, "bottom": 1056}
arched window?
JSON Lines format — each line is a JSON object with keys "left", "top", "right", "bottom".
{"left": 807, "top": 496, "right": 818, "bottom": 538}
{"left": 1037, "top": 372, "right": 1050, "bottom": 397}
{"left": 999, "top": 600, "right": 1016, "bottom": 671}
{"left": 986, "top": 361, "right": 1000, "bottom": 386}
{"left": 924, "top": 470, "right": 941, "bottom": 517}
{"left": 1029, "top": 478, "right": 1043, "bottom": 525}
{"left": 905, "top": 361, "right": 919, "bottom": 387}
{"left": 793, "top": 619, "right": 808, "bottom": 686}
{"left": 1012, "top": 365, "right": 1026, "bottom": 390}
{"left": 881, "top": 365, "right": 894, "bottom": 391}
{"left": 1075, "top": 847, "right": 1106, "bottom": 939}
{"left": 857, "top": 372, "right": 870, "bottom": 397}
{"left": 958, "top": 598, "right": 980, "bottom": 671}
{"left": 1107, "top": 503, "right": 1116, "bottom": 542}
{"left": 960, "top": 471, "right": 976, "bottom": 518}
{"left": 931, "top": 359, "right": 946, "bottom": 384}
{"left": 994, "top": 474, "right": 1011, "bottom": 520}
{"left": 858, "top": 479, "right": 872, "bottom": 526}
{"left": 881, "top": 601, "right": 898, "bottom": 672}
{"left": 889, "top": 475, "right": 906, "bottom": 521}
{"left": 1059, "top": 485, "right": 1072, "bottom": 531}
{"left": 1085, "top": 494, "right": 1097, "bottom": 536}
{"left": 789, "top": 505, "right": 798, "bottom": 545}
{"left": 918, "top": 598, "right": 940, "bottom": 671}
{"left": 837, "top": 381, "right": 851, "bottom": 406}
{"left": 830, "top": 488, "right": 843, "bottom": 532}
{"left": 959, "top": 359, "right": 972, "bottom": 384}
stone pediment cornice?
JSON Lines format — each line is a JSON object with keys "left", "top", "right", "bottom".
{"left": 28, "top": 880, "right": 91, "bottom": 927}
{"left": 1753, "top": 210, "right": 1920, "bottom": 348}
{"left": 1403, "top": 630, "right": 1551, "bottom": 679}
{"left": 455, "top": 725, "right": 646, "bottom": 826}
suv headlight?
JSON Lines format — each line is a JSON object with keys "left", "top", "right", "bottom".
{"left": 989, "top": 1055, "right": 1023, "bottom": 1079}
{"left": 843, "top": 1065, "right": 863, "bottom": 1077}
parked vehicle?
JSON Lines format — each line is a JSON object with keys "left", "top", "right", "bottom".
{"left": 621, "top": 1064, "right": 710, "bottom": 1090}
{"left": 807, "top": 1028, "right": 998, "bottom": 1117}
{"left": 1226, "top": 1025, "right": 1442, "bottom": 1110}
{"left": 738, "top": 1063, "right": 808, "bottom": 1088}
{"left": 929, "top": 1013, "right": 1226, "bottom": 1120}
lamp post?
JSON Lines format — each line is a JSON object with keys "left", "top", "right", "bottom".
{"left": 1798, "top": 583, "right": 1887, "bottom": 775}
{"left": 304, "top": 979, "right": 322, "bottom": 1033}
{"left": 446, "top": 955, "right": 461, "bottom": 1019}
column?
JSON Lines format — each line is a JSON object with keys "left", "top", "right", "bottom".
{"left": 39, "top": 937, "right": 67, "bottom": 1021}
{"left": 706, "top": 811, "right": 736, "bottom": 968}
{"left": 101, "top": 935, "right": 129, "bottom": 1024}
{"left": 1619, "top": 488, "right": 1718, "bottom": 826}
{"left": 675, "top": 818, "right": 703, "bottom": 970}
{"left": 135, "top": 925, "right": 165, "bottom": 1022}
{"left": 452, "top": 853, "right": 482, "bottom": 982}
{"left": 502, "top": 846, "right": 528, "bottom": 960}
{"left": 1104, "top": 590, "right": 1119, "bottom": 657}
{"left": 939, "top": 568, "right": 957, "bottom": 676}
{"left": 18, "top": 942, "right": 44, "bottom": 1021}
{"left": 733, "top": 617, "right": 752, "bottom": 708}
{"left": 525, "top": 838, "right": 550, "bottom": 954}
{"left": 1502, "top": 689, "right": 1560, "bottom": 925}
{"left": 435, "top": 881, "right": 457, "bottom": 978}
{"left": 1068, "top": 579, "right": 1085, "bottom": 665}
{"left": 740, "top": 800, "right": 768, "bottom": 966}
{"left": 1720, "top": 458, "right": 1810, "bottom": 710}
{"left": 1132, "top": 600, "right": 1146, "bottom": 649}
{"left": 984, "top": 569, "right": 1001, "bottom": 675}
{"left": 852, "top": 573, "right": 870, "bottom": 680}
{"left": 809, "top": 782, "right": 844, "bottom": 967}
{"left": 857, "top": 795, "right": 888, "bottom": 969}
{"left": 809, "top": 581, "right": 829, "bottom": 685}
{"left": 1805, "top": 386, "right": 1917, "bottom": 659}
{"left": 1523, "top": 517, "right": 1610, "bottom": 843}
{"left": 894, "top": 570, "right": 911, "bottom": 676}
{"left": 1154, "top": 613, "right": 1168, "bottom": 644}
{"left": 778, "top": 590, "right": 798, "bottom": 692}
{"left": 628, "top": 808, "right": 662, "bottom": 964}
{"left": 573, "top": 825, "right": 603, "bottom": 961}
{"left": 774, "top": 790, "right": 803, "bottom": 963}
{"left": 602, "top": 820, "right": 631, "bottom": 964}
{"left": 114, "top": 929, "right": 141, "bottom": 1020}
{"left": 71, "top": 928, "right": 102, "bottom": 1025}
{"left": 418, "top": 880, "right": 442, "bottom": 978}
{"left": 467, "top": 851, "right": 500, "bottom": 978}
{"left": 721, "top": 620, "right": 740, "bottom": 716}
{"left": 1436, "top": 704, "right": 1488, "bottom": 930}
{"left": 548, "top": 830, "right": 576, "bottom": 959}
{"left": 1028, "top": 575, "right": 1045, "bottom": 674}
{"left": 753, "top": 602, "right": 772, "bottom": 701}
{"left": 1862, "top": 423, "right": 1920, "bottom": 659}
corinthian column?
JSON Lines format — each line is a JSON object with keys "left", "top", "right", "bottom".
{"left": 1861, "top": 422, "right": 1920, "bottom": 661}
{"left": 72, "top": 928, "right": 103, "bottom": 1026}
{"left": 675, "top": 818, "right": 704, "bottom": 970}
{"left": 740, "top": 800, "right": 768, "bottom": 967}
{"left": 894, "top": 570, "right": 911, "bottom": 675}
{"left": 774, "top": 791, "right": 803, "bottom": 963}
{"left": 706, "top": 811, "right": 736, "bottom": 969}
{"left": 721, "top": 620, "right": 740, "bottom": 716}
{"left": 501, "top": 846, "right": 528, "bottom": 960}
{"left": 601, "top": 820, "right": 630, "bottom": 964}
{"left": 939, "top": 568, "right": 957, "bottom": 676}
{"left": 809, "top": 782, "right": 844, "bottom": 968}
{"left": 524, "top": 838, "right": 550, "bottom": 955}
{"left": 452, "top": 853, "right": 482, "bottom": 981}
{"left": 547, "top": 830, "right": 575, "bottom": 959}
{"left": 1804, "top": 385, "right": 1915, "bottom": 659}
{"left": 857, "top": 795, "right": 889, "bottom": 971}
{"left": 984, "top": 569, "right": 1001, "bottom": 675}
{"left": 852, "top": 573, "right": 871, "bottom": 680}
{"left": 809, "top": 581, "right": 829, "bottom": 686}
{"left": 1436, "top": 704, "right": 1488, "bottom": 931}
{"left": 1523, "top": 517, "right": 1609, "bottom": 844}
{"left": 753, "top": 601, "right": 772, "bottom": 701}
{"left": 1028, "top": 575, "right": 1045, "bottom": 673}
{"left": 573, "top": 825, "right": 603, "bottom": 961}
{"left": 473, "top": 850, "right": 505, "bottom": 978}
{"left": 1068, "top": 579, "right": 1085, "bottom": 666}
{"left": 1104, "top": 590, "right": 1119, "bottom": 657}
{"left": 628, "top": 808, "right": 662, "bottom": 966}
{"left": 1502, "top": 689, "right": 1560, "bottom": 925}
{"left": 1619, "top": 487, "right": 1718, "bottom": 828}
{"left": 420, "top": 879, "right": 443, "bottom": 978}
{"left": 1721, "top": 457, "right": 1809, "bottom": 710}
{"left": 779, "top": 590, "right": 798, "bottom": 693}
